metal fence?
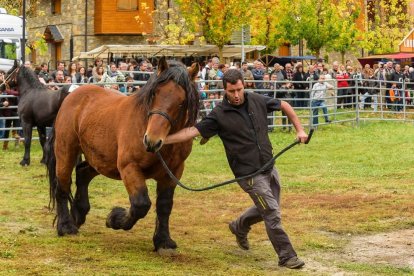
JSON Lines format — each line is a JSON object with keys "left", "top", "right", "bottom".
{"left": 2, "top": 78, "right": 414, "bottom": 142}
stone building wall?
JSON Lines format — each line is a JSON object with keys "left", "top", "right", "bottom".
{"left": 28, "top": 0, "right": 146, "bottom": 69}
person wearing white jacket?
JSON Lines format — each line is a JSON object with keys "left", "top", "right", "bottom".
{"left": 311, "top": 74, "right": 333, "bottom": 125}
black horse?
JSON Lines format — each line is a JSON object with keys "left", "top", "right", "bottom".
{"left": 7, "top": 61, "right": 70, "bottom": 166}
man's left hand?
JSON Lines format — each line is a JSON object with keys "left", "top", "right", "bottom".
{"left": 296, "top": 130, "right": 308, "bottom": 144}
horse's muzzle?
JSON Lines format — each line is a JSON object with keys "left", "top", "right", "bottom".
{"left": 143, "top": 134, "right": 163, "bottom": 152}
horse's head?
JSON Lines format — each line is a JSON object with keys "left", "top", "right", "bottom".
{"left": 3, "top": 60, "right": 20, "bottom": 89}
{"left": 143, "top": 57, "right": 199, "bottom": 152}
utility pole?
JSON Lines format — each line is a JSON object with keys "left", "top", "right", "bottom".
{"left": 241, "top": 25, "right": 245, "bottom": 62}
{"left": 21, "top": 0, "right": 26, "bottom": 63}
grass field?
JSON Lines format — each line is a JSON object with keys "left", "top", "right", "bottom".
{"left": 0, "top": 122, "right": 414, "bottom": 275}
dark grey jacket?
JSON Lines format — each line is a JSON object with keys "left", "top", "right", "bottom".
{"left": 196, "top": 92, "right": 281, "bottom": 177}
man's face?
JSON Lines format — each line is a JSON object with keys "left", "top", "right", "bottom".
{"left": 110, "top": 64, "right": 117, "bottom": 72}
{"left": 56, "top": 71, "right": 64, "bottom": 81}
{"left": 285, "top": 64, "right": 292, "bottom": 71}
{"left": 242, "top": 64, "right": 248, "bottom": 71}
{"left": 42, "top": 65, "right": 48, "bottom": 71}
{"left": 212, "top": 63, "right": 219, "bottom": 70}
{"left": 58, "top": 63, "right": 65, "bottom": 71}
{"left": 395, "top": 64, "right": 401, "bottom": 72}
{"left": 140, "top": 62, "right": 148, "bottom": 71}
{"left": 225, "top": 79, "right": 245, "bottom": 106}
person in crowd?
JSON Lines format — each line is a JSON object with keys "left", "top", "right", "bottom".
{"left": 92, "top": 58, "right": 104, "bottom": 79}
{"left": 271, "top": 63, "right": 286, "bottom": 81}
{"left": 336, "top": 65, "right": 350, "bottom": 108}
{"left": 292, "top": 64, "right": 308, "bottom": 108}
{"left": 64, "top": 76, "right": 72, "bottom": 84}
{"left": 100, "top": 62, "right": 125, "bottom": 90}
{"left": 124, "top": 76, "right": 138, "bottom": 94}
{"left": 1, "top": 73, "right": 20, "bottom": 150}
{"left": 360, "top": 68, "right": 379, "bottom": 111}
{"left": 390, "top": 63, "right": 404, "bottom": 111}
{"left": 51, "top": 61, "right": 68, "bottom": 80}
{"left": 54, "top": 70, "right": 65, "bottom": 84}
{"left": 46, "top": 77, "right": 60, "bottom": 90}
{"left": 127, "top": 64, "right": 136, "bottom": 79}
{"left": 251, "top": 60, "right": 265, "bottom": 90}
{"left": 329, "top": 61, "right": 340, "bottom": 79}
{"left": 38, "top": 62, "right": 50, "bottom": 83}
{"left": 133, "top": 60, "right": 151, "bottom": 88}
{"left": 68, "top": 62, "right": 78, "bottom": 83}
{"left": 201, "top": 58, "right": 213, "bottom": 87}
{"left": 207, "top": 57, "right": 220, "bottom": 91}
{"left": 384, "top": 61, "right": 395, "bottom": 108}
{"left": 164, "top": 69, "right": 307, "bottom": 270}
{"left": 76, "top": 66, "right": 88, "bottom": 84}
{"left": 244, "top": 75, "right": 256, "bottom": 92}
{"left": 311, "top": 74, "right": 333, "bottom": 125}
{"left": 240, "top": 61, "right": 253, "bottom": 81}
{"left": 90, "top": 66, "right": 105, "bottom": 83}
{"left": 24, "top": 60, "right": 32, "bottom": 69}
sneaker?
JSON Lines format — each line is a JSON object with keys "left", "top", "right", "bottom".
{"left": 228, "top": 222, "right": 249, "bottom": 250}
{"left": 279, "top": 256, "right": 305, "bottom": 269}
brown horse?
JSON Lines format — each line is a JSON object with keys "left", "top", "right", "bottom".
{"left": 45, "top": 58, "right": 199, "bottom": 253}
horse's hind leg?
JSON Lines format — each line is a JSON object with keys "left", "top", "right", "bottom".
{"left": 106, "top": 165, "right": 151, "bottom": 231}
{"left": 37, "top": 126, "right": 47, "bottom": 164}
{"left": 71, "top": 161, "right": 98, "bottom": 228}
{"left": 153, "top": 181, "right": 177, "bottom": 252}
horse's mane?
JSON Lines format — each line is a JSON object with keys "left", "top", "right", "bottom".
{"left": 137, "top": 60, "right": 199, "bottom": 126}
{"left": 18, "top": 65, "right": 47, "bottom": 89}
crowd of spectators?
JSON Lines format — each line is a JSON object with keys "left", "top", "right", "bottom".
{"left": 2, "top": 56, "right": 414, "bottom": 148}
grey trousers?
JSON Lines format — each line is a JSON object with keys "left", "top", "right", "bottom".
{"left": 234, "top": 168, "right": 297, "bottom": 264}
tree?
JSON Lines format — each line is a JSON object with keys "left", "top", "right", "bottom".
{"left": 249, "top": 0, "right": 282, "bottom": 54}
{"left": 363, "top": 0, "right": 414, "bottom": 54}
{"left": 137, "top": 0, "right": 195, "bottom": 45}
{"left": 176, "top": 0, "right": 251, "bottom": 60}
{"left": 329, "top": 0, "right": 362, "bottom": 64}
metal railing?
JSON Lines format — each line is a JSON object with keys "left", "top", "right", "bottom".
{"left": 2, "top": 78, "right": 414, "bottom": 142}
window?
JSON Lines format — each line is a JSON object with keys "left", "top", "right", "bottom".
{"left": 117, "top": 0, "right": 138, "bottom": 11}
{"left": 51, "top": 0, "right": 62, "bottom": 15}
{"left": 0, "top": 41, "right": 17, "bottom": 60}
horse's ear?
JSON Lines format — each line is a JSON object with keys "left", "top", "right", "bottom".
{"left": 188, "top": 62, "right": 200, "bottom": 82}
{"left": 157, "top": 56, "right": 168, "bottom": 75}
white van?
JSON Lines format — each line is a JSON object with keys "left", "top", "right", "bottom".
{"left": 0, "top": 8, "right": 23, "bottom": 72}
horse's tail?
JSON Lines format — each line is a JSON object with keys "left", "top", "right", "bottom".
{"left": 44, "top": 127, "right": 57, "bottom": 211}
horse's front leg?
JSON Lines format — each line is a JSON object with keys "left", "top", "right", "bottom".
{"left": 37, "top": 126, "right": 47, "bottom": 164}
{"left": 106, "top": 164, "right": 151, "bottom": 231}
{"left": 20, "top": 121, "right": 32, "bottom": 166}
{"left": 153, "top": 181, "right": 177, "bottom": 253}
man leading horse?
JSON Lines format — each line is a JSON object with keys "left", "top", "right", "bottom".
{"left": 164, "top": 69, "right": 307, "bottom": 269}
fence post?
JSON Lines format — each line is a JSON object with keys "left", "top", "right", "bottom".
{"left": 356, "top": 79, "right": 360, "bottom": 126}
{"left": 403, "top": 79, "right": 407, "bottom": 121}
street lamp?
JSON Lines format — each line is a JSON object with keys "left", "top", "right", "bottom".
{"left": 21, "top": 0, "right": 26, "bottom": 63}
{"left": 295, "top": 16, "right": 303, "bottom": 56}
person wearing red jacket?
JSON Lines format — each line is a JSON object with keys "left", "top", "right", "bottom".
{"left": 335, "top": 65, "right": 349, "bottom": 108}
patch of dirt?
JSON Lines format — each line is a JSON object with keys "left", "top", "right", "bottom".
{"left": 303, "top": 228, "right": 414, "bottom": 274}
{"left": 343, "top": 228, "right": 414, "bottom": 268}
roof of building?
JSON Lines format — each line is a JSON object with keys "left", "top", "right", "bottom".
{"left": 72, "top": 44, "right": 266, "bottom": 60}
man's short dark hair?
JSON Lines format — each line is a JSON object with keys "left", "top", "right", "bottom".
{"left": 222, "top": 69, "right": 244, "bottom": 89}
{"left": 242, "top": 61, "right": 248, "bottom": 65}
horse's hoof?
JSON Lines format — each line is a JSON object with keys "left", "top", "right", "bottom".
{"left": 106, "top": 207, "right": 132, "bottom": 230}
{"left": 20, "top": 159, "right": 30, "bottom": 166}
{"left": 157, "top": 248, "right": 178, "bottom": 257}
{"left": 57, "top": 221, "right": 78, "bottom": 236}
